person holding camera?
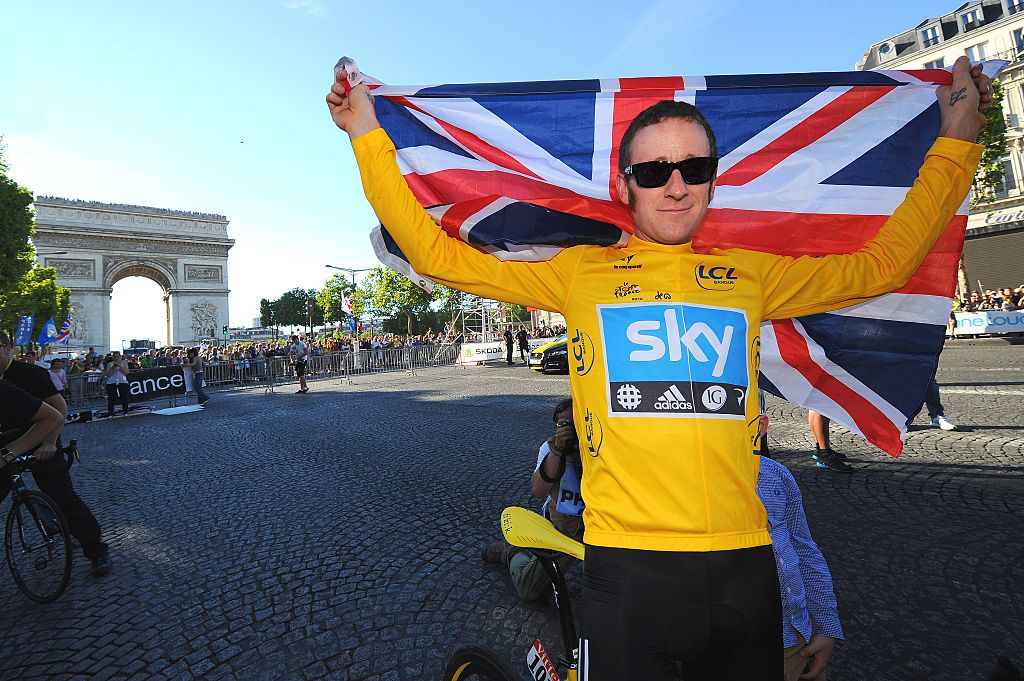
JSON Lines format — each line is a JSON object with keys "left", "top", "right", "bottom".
{"left": 483, "top": 397, "right": 584, "bottom": 600}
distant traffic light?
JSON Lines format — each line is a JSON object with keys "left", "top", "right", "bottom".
{"left": 222, "top": 325, "right": 228, "bottom": 334}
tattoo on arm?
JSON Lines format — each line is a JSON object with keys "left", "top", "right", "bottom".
{"left": 950, "top": 87, "right": 968, "bottom": 106}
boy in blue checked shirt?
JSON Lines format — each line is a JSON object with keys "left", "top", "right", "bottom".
{"left": 757, "top": 454, "right": 843, "bottom": 680}
{"left": 758, "top": 395, "right": 842, "bottom": 679}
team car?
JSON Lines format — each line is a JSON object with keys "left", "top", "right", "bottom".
{"left": 528, "top": 334, "right": 569, "bottom": 374}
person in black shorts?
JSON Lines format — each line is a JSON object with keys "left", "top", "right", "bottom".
{"left": 0, "top": 332, "right": 113, "bottom": 577}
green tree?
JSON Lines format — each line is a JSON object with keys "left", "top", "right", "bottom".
{"left": 259, "top": 298, "right": 276, "bottom": 327}
{"left": 0, "top": 141, "right": 70, "bottom": 343}
{"left": 432, "top": 283, "right": 466, "bottom": 315}
{"left": 0, "top": 265, "right": 70, "bottom": 345}
{"left": 271, "top": 288, "right": 323, "bottom": 332}
{"left": 973, "top": 78, "right": 1008, "bottom": 204}
{"left": 504, "top": 302, "right": 530, "bottom": 323}
{"left": 273, "top": 288, "right": 308, "bottom": 328}
{"left": 363, "top": 266, "right": 433, "bottom": 335}
{"left": 0, "top": 138, "right": 35, "bottom": 293}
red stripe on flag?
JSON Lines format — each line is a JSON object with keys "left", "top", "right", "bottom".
{"left": 696, "top": 211, "right": 965, "bottom": 298}
{"left": 404, "top": 169, "right": 635, "bottom": 232}
{"left": 388, "top": 96, "right": 544, "bottom": 180}
{"left": 618, "top": 77, "right": 687, "bottom": 91}
{"left": 609, "top": 83, "right": 687, "bottom": 200}
{"left": 897, "top": 69, "right": 953, "bottom": 85}
{"left": 716, "top": 86, "right": 896, "bottom": 187}
{"left": 437, "top": 196, "right": 501, "bottom": 237}
{"left": 772, "top": 319, "right": 904, "bottom": 457}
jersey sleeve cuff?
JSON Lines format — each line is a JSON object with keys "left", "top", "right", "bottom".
{"left": 930, "top": 137, "right": 983, "bottom": 170}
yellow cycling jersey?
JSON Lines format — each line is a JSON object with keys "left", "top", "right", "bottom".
{"left": 353, "top": 128, "right": 980, "bottom": 552}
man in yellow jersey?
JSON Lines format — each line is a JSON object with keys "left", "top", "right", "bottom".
{"left": 327, "top": 57, "right": 991, "bottom": 679}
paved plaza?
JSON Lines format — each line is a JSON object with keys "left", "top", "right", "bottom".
{"left": 2, "top": 342, "right": 1022, "bottom": 680}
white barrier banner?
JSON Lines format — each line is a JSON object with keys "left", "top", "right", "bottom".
{"left": 951, "top": 310, "right": 1024, "bottom": 335}
{"left": 458, "top": 337, "right": 558, "bottom": 364}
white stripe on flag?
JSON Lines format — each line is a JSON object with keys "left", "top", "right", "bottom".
{"left": 715, "top": 87, "right": 850, "bottom": 174}
{"left": 759, "top": 322, "right": 864, "bottom": 440}
{"left": 828, "top": 293, "right": 952, "bottom": 326}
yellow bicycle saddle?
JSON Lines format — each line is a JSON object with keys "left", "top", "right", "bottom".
{"left": 501, "top": 506, "right": 585, "bottom": 561}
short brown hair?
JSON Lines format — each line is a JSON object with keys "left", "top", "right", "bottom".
{"left": 618, "top": 100, "right": 718, "bottom": 172}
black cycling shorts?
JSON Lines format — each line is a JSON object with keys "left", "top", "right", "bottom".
{"left": 294, "top": 359, "right": 307, "bottom": 377}
{"left": 579, "top": 544, "right": 782, "bottom": 681}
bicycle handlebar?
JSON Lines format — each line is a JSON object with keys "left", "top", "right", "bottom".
{"left": 1, "top": 439, "right": 79, "bottom": 470}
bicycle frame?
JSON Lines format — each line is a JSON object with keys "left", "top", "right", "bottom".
{"left": 501, "top": 507, "right": 587, "bottom": 681}
{"left": 533, "top": 550, "right": 579, "bottom": 681}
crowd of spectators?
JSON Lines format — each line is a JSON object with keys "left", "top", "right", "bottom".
{"left": 460, "top": 324, "right": 567, "bottom": 344}
{"left": 954, "top": 285, "right": 1024, "bottom": 312}
{"left": 17, "top": 322, "right": 570, "bottom": 406}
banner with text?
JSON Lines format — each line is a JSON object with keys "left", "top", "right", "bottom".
{"left": 457, "top": 337, "right": 558, "bottom": 364}
{"left": 950, "top": 310, "right": 1024, "bottom": 335}
{"left": 128, "top": 366, "right": 188, "bottom": 402}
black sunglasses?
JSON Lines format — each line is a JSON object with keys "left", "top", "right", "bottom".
{"left": 623, "top": 157, "right": 719, "bottom": 188}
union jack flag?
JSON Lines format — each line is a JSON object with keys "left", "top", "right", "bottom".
{"left": 365, "top": 63, "right": 1003, "bottom": 456}
{"left": 57, "top": 313, "right": 72, "bottom": 345}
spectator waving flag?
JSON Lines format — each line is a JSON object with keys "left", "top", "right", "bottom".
{"left": 57, "top": 314, "right": 72, "bottom": 346}
{"left": 15, "top": 315, "right": 34, "bottom": 347}
{"left": 37, "top": 317, "right": 59, "bottom": 346}
{"left": 364, "top": 62, "right": 1004, "bottom": 456}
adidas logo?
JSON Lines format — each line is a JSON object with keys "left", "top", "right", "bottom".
{"left": 654, "top": 385, "right": 693, "bottom": 411}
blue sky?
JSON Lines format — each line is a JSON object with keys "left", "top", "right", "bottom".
{"left": 1, "top": 0, "right": 954, "bottom": 346}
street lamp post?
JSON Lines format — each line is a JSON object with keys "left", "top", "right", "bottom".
{"left": 325, "top": 265, "right": 373, "bottom": 287}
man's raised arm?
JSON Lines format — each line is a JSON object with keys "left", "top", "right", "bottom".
{"left": 326, "top": 68, "right": 578, "bottom": 314}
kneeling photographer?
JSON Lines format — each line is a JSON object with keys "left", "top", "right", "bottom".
{"left": 483, "top": 397, "right": 584, "bottom": 601}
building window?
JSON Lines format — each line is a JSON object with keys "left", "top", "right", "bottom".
{"left": 994, "top": 157, "right": 1017, "bottom": 196}
{"left": 1009, "top": 0, "right": 1024, "bottom": 15}
{"left": 922, "top": 25, "right": 941, "bottom": 47}
{"left": 965, "top": 42, "right": 988, "bottom": 61}
{"left": 960, "top": 7, "right": 983, "bottom": 29}
{"left": 924, "top": 58, "right": 945, "bottom": 69}
{"left": 1015, "top": 28, "right": 1024, "bottom": 52}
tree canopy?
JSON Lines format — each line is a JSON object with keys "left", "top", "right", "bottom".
{"left": 0, "top": 141, "right": 70, "bottom": 344}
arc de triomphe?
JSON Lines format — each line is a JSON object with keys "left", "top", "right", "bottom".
{"left": 33, "top": 196, "right": 234, "bottom": 352}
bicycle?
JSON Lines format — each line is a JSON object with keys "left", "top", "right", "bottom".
{"left": 1, "top": 441, "right": 76, "bottom": 604}
{"left": 445, "top": 506, "right": 586, "bottom": 681}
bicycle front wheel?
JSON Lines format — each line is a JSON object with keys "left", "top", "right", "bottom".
{"left": 5, "top": 490, "right": 73, "bottom": 603}
{"left": 444, "top": 646, "right": 519, "bottom": 681}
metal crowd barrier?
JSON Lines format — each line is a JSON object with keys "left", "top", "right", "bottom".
{"left": 62, "top": 345, "right": 462, "bottom": 408}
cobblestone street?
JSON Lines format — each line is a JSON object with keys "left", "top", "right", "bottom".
{"left": 2, "top": 342, "right": 1022, "bottom": 681}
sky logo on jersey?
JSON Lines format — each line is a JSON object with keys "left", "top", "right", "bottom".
{"left": 599, "top": 303, "right": 748, "bottom": 417}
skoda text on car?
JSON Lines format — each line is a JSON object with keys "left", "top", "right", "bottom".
{"left": 529, "top": 335, "right": 569, "bottom": 374}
